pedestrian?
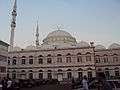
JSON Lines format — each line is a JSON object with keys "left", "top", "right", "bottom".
{"left": 82, "top": 75, "right": 89, "bottom": 90}
{"left": 1, "top": 77, "right": 7, "bottom": 90}
{"left": 7, "top": 78, "right": 12, "bottom": 90}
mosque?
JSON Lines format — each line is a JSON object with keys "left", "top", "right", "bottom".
{"left": 7, "top": 0, "right": 120, "bottom": 80}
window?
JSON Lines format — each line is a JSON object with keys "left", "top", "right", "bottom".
{"left": 8, "top": 60, "right": 10, "bottom": 65}
{"left": 39, "top": 70, "right": 43, "bottom": 79}
{"left": 29, "top": 73, "right": 33, "bottom": 79}
{"left": 67, "top": 69, "right": 72, "bottom": 79}
{"left": 29, "top": 59, "right": 33, "bottom": 64}
{"left": 113, "top": 54, "right": 118, "bottom": 62}
{"left": 39, "top": 58, "right": 43, "bottom": 64}
{"left": 21, "top": 56, "right": 26, "bottom": 64}
{"left": 86, "top": 52, "right": 91, "bottom": 62}
{"left": 103, "top": 54, "right": 108, "bottom": 63}
{"left": 29, "top": 56, "right": 33, "bottom": 64}
{"left": 57, "top": 54, "right": 62, "bottom": 63}
{"left": 22, "top": 59, "right": 26, "bottom": 64}
{"left": 0, "top": 67, "right": 6, "bottom": 73}
{"left": 77, "top": 56, "right": 82, "bottom": 62}
{"left": 12, "top": 59, "right": 16, "bottom": 65}
{"left": 47, "top": 70, "right": 52, "bottom": 79}
{"left": 78, "top": 72, "right": 83, "bottom": 79}
{"left": 88, "top": 71, "right": 92, "bottom": 79}
{"left": 66, "top": 57, "right": 71, "bottom": 63}
{"left": 12, "top": 71, "right": 16, "bottom": 79}
{"left": 95, "top": 55, "right": 100, "bottom": 63}
{"left": 67, "top": 72, "right": 72, "bottom": 79}
{"left": 77, "top": 53, "right": 82, "bottom": 62}
{"left": 47, "top": 58, "right": 52, "bottom": 64}
{"left": 115, "top": 71, "right": 119, "bottom": 76}
{"left": 39, "top": 73, "right": 43, "bottom": 79}
{"left": 105, "top": 68, "right": 110, "bottom": 79}
{"left": 57, "top": 57, "right": 62, "bottom": 63}
{"left": 38, "top": 55, "right": 43, "bottom": 64}
{"left": 29, "top": 70, "right": 33, "bottom": 79}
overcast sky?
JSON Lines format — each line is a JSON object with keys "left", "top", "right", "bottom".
{"left": 0, "top": 0, "right": 120, "bottom": 48}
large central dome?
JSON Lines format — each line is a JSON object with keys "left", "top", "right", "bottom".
{"left": 43, "top": 30, "right": 76, "bottom": 45}
{"left": 47, "top": 30, "right": 72, "bottom": 38}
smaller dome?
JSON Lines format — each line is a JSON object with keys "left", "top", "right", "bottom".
{"left": 13, "top": 46, "right": 21, "bottom": 51}
{"left": 25, "top": 45, "right": 36, "bottom": 50}
{"left": 76, "top": 41, "right": 90, "bottom": 48}
{"left": 95, "top": 45, "right": 106, "bottom": 50}
{"left": 108, "top": 43, "right": 120, "bottom": 49}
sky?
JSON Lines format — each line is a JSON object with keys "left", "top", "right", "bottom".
{"left": 0, "top": 0, "right": 120, "bottom": 48}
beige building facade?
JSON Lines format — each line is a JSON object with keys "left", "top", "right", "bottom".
{"left": 0, "top": 40, "right": 9, "bottom": 79}
{"left": 7, "top": 30, "right": 120, "bottom": 80}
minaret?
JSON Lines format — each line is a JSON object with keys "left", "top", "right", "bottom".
{"left": 35, "top": 21, "right": 39, "bottom": 48}
{"left": 9, "top": 0, "right": 17, "bottom": 51}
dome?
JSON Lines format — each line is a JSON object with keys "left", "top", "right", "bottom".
{"left": 95, "top": 45, "right": 106, "bottom": 50}
{"left": 25, "top": 45, "right": 36, "bottom": 50}
{"left": 13, "top": 46, "right": 22, "bottom": 51}
{"left": 47, "top": 30, "right": 72, "bottom": 38}
{"left": 43, "top": 30, "right": 76, "bottom": 45}
{"left": 108, "top": 43, "right": 120, "bottom": 49}
{"left": 76, "top": 41, "right": 90, "bottom": 48}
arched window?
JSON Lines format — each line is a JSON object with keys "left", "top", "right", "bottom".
{"left": 105, "top": 68, "right": 110, "bottom": 79}
{"left": 47, "top": 54, "right": 52, "bottom": 64}
{"left": 12, "top": 70, "right": 16, "bottom": 79}
{"left": 103, "top": 54, "right": 108, "bottom": 63}
{"left": 77, "top": 53, "right": 82, "bottom": 62}
{"left": 38, "top": 55, "right": 43, "bottom": 64}
{"left": 21, "top": 56, "right": 26, "bottom": 64}
{"left": 67, "top": 69, "right": 72, "bottom": 79}
{"left": 12, "top": 56, "right": 17, "bottom": 65}
{"left": 114, "top": 67, "right": 119, "bottom": 77}
{"left": 47, "top": 70, "right": 52, "bottom": 79}
{"left": 8, "top": 57, "right": 11, "bottom": 65}
{"left": 39, "top": 70, "right": 43, "bottom": 79}
{"left": 57, "top": 54, "right": 62, "bottom": 63}
{"left": 66, "top": 53, "right": 71, "bottom": 63}
{"left": 88, "top": 71, "right": 92, "bottom": 79}
{"left": 29, "top": 70, "right": 33, "bottom": 79}
{"left": 78, "top": 68, "right": 83, "bottom": 79}
{"left": 29, "top": 56, "right": 33, "bottom": 64}
{"left": 86, "top": 52, "right": 91, "bottom": 62}
{"left": 95, "top": 55, "right": 100, "bottom": 63}
{"left": 113, "top": 54, "right": 118, "bottom": 62}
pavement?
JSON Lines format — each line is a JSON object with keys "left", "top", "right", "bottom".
{"left": 21, "top": 84, "right": 73, "bottom": 90}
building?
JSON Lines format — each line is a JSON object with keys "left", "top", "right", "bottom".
{"left": 0, "top": 40, "right": 9, "bottom": 79}
{"left": 7, "top": 0, "right": 120, "bottom": 80}
{"left": 7, "top": 30, "right": 120, "bottom": 80}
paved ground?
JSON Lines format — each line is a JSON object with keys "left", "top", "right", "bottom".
{"left": 21, "top": 84, "right": 73, "bottom": 90}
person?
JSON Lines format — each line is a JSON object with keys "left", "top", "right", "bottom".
{"left": 1, "top": 77, "right": 7, "bottom": 90}
{"left": 7, "top": 78, "right": 12, "bottom": 90}
{"left": 82, "top": 75, "right": 89, "bottom": 90}
{"left": 97, "top": 73, "right": 112, "bottom": 90}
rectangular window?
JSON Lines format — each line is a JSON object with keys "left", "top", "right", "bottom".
{"left": 77, "top": 56, "right": 82, "bottom": 62}
{"left": 29, "top": 59, "right": 33, "bottom": 64}
{"left": 66, "top": 57, "right": 71, "bottom": 63}
{"left": 57, "top": 57, "right": 62, "bottom": 63}
{"left": 22, "top": 59, "right": 26, "bottom": 64}
{"left": 39, "top": 58, "right": 43, "bottom": 64}
{"left": 12, "top": 59, "right": 16, "bottom": 65}
{"left": 86, "top": 56, "right": 91, "bottom": 61}
{"left": 113, "top": 57, "right": 118, "bottom": 62}
{"left": 8, "top": 60, "right": 10, "bottom": 65}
